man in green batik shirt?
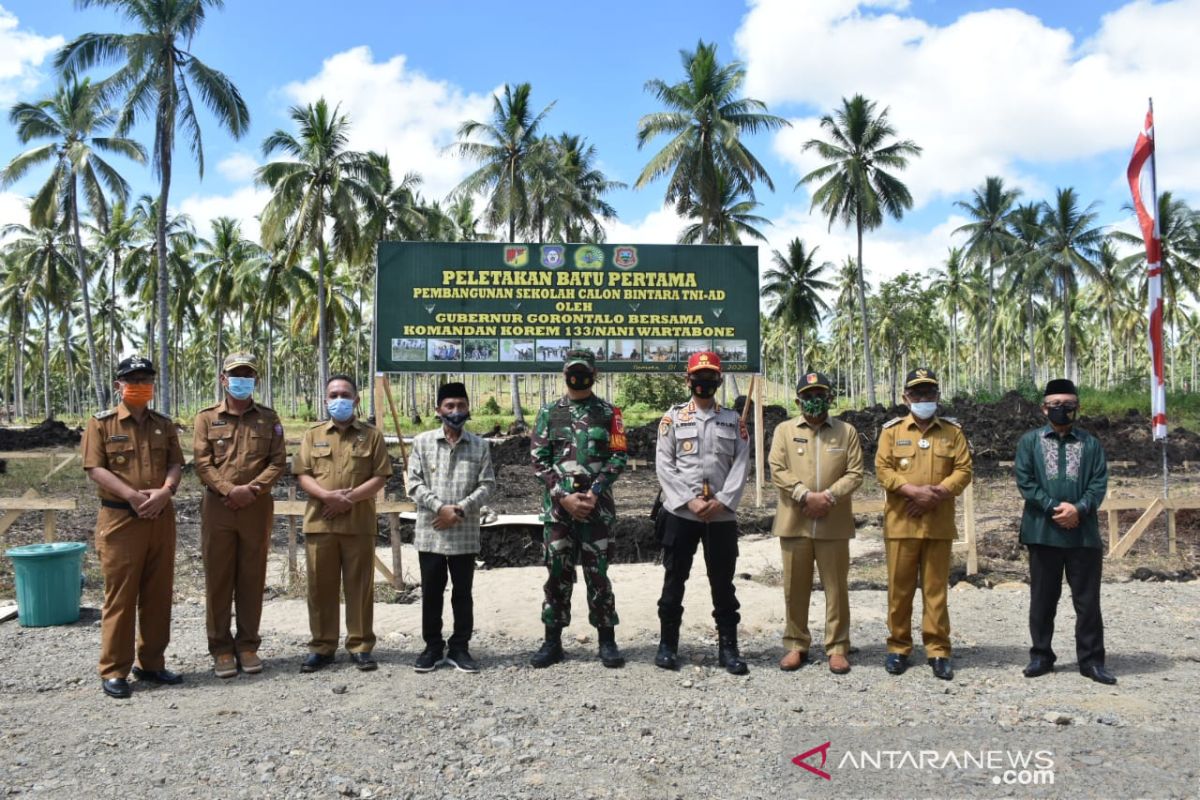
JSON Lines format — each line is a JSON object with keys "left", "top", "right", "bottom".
{"left": 1015, "top": 377, "right": 1114, "bottom": 686}
{"left": 529, "top": 348, "right": 628, "bottom": 669}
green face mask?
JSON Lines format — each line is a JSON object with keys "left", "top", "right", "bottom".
{"left": 800, "top": 395, "right": 831, "bottom": 417}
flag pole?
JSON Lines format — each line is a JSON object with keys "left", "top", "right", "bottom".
{"left": 1147, "top": 97, "right": 1169, "bottom": 499}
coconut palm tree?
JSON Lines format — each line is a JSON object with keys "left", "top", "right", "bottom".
{"left": 57, "top": 0, "right": 251, "bottom": 416}
{"left": 929, "top": 247, "right": 969, "bottom": 395}
{"left": 196, "top": 216, "right": 262, "bottom": 401}
{"left": 258, "top": 98, "right": 380, "bottom": 400}
{"left": 953, "top": 176, "right": 1021, "bottom": 392}
{"left": 677, "top": 172, "right": 770, "bottom": 245}
{"left": 1003, "top": 202, "right": 1048, "bottom": 384}
{"left": 799, "top": 94, "right": 922, "bottom": 405}
{"left": 2, "top": 78, "right": 146, "bottom": 408}
{"left": 635, "top": 40, "right": 788, "bottom": 239}
{"left": 451, "top": 82, "right": 554, "bottom": 243}
{"left": 762, "top": 238, "right": 832, "bottom": 383}
{"left": 545, "top": 133, "right": 623, "bottom": 243}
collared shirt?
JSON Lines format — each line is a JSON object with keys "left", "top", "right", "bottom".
{"left": 655, "top": 398, "right": 749, "bottom": 523}
{"left": 81, "top": 403, "right": 184, "bottom": 501}
{"left": 292, "top": 418, "right": 393, "bottom": 534}
{"left": 1015, "top": 425, "right": 1108, "bottom": 549}
{"left": 875, "top": 414, "right": 973, "bottom": 539}
{"left": 407, "top": 427, "right": 496, "bottom": 555}
{"left": 768, "top": 415, "right": 863, "bottom": 539}
{"left": 192, "top": 398, "right": 287, "bottom": 496}
{"left": 531, "top": 394, "right": 627, "bottom": 525}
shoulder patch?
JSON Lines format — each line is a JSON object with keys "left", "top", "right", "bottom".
{"left": 941, "top": 417, "right": 962, "bottom": 428}
{"left": 93, "top": 408, "right": 116, "bottom": 419}
{"left": 199, "top": 403, "right": 219, "bottom": 413}
{"left": 881, "top": 417, "right": 904, "bottom": 429}
{"left": 659, "top": 414, "right": 672, "bottom": 437}
{"left": 308, "top": 420, "right": 327, "bottom": 428}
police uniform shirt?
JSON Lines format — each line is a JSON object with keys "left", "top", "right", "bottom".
{"left": 292, "top": 419, "right": 393, "bottom": 534}
{"left": 193, "top": 399, "right": 287, "bottom": 495}
{"left": 655, "top": 399, "right": 750, "bottom": 523}
{"left": 82, "top": 404, "right": 185, "bottom": 499}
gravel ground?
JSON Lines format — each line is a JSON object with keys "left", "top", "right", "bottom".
{"left": 2, "top": 578, "right": 1197, "bottom": 799}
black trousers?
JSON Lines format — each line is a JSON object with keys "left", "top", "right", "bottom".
{"left": 657, "top": 513, "right": 740, "bottom": 630}
{"left": 419, "top": 551, "right": 475, "bottom": 651}
{"left": 1027, "top": 543, "right": 1105, "bottom": 668}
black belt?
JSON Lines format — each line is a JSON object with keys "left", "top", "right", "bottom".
{"left": 100, "top": 499, "right": 134, "bottom": 513}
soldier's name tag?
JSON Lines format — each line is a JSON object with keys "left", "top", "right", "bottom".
{"left": 826, "top": 446, "right": 844, "bottom": 452}
{"left": 107, "top": 434, "right": 130, "bottom": 442}
{"left": 897, "top": 439, "right": 912, "bottom": 446}
{"left": 676, "top": 420, "right": 695, "bottom": 427}
{"left": 793, "top": 437, "right": 808, "bottom": 443}
{"left": 211, "top": 420, "right": 228, "bottom": 427}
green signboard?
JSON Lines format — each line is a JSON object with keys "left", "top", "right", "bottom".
{"left": 375, "top": 242, "right": 761, "bottom": 373}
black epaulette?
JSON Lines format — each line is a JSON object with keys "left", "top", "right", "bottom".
{"left": 93, "top": 408, "right": 116, "bottom": 420}
{"left": 881, "top": 417, "right": 904, "bottom": 429}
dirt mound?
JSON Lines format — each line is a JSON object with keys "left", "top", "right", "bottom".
{"left": 0, "top": 419, "right": 82, "bottom": 450}
{"left": 489, "top": 435, "right": 532, "bottom": 469}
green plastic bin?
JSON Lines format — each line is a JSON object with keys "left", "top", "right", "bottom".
{"left": 5, "top": 542, "right": 87, "bottom": 627}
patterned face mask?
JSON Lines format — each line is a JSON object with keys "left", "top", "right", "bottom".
{"left": 440, "top": 411, "right": 471, "bottom": 430}
{"left": 799, "top": 395, "right": 830, "bottom": 417}
{"left": 565, "top": 368, "right": 594, "bottom": 390}
{"left": 1046, "top": 405, "right": 1077, "bottom": 425}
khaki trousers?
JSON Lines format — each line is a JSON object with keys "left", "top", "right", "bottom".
{"left": 201, "top": 492, "right": 273, "bottom": 656}
{"left": 305, "top": 533, "right": 376, "bottom": 655}
{"left": 94, "top": 505, "right": 176, "bottom": 679}
{"left": 885, "top": 538, "right": 952, "bottom": 657}
{"left": 780, "top": 537, "right": 850, "bottom": 654}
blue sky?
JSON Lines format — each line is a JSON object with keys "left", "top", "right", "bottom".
{"left": 1, "top": 0, "right": 1195, "bottom": 286}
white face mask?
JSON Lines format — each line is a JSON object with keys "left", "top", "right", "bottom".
{"left": 909, "top": 401, "right": 938, "bottom": 420}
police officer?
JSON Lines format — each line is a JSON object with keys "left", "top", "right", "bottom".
{"left": 529, "top": 349, "right": 628, "bottom": 668}
{"left": 875, "top": 368, "right": 972, "bottom": 680}
{"left": 81, "top": 356, "right": 184, "bottom": 699}
{"left": 193, "top": 353, "right": 287, "bottom": 678}
{"left": 292, "top": 374, "right": 393, "bottom": 673}
{"left": 654, "top": 351, "right": 750, "bottom": 674}
{"left": 768, "top": 371, "right": 863, "bottom": 674}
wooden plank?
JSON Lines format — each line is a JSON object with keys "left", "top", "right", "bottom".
{"left": 1168, "top": 508, "right": 1177, "bottom": 556}
{"left": 286, "top": 486, "right": 298, "bottom": 587}
{"left": 43, "top": 510, "right": 56, "bottom": 543}
{"left": 1107, "top": 508, "right": 1119, "bottom": 551}
{"left": 373, "top": 554, "right": 394, "bottom": 584}
{"left": 42, "top": 453, "right": 78, "bottom": 482}
{"left": 753, "top": 375, "right": 764, "bottom": 508}
{"left": 389, "top": 511, "right": 403, "bottom": 589}
{"left": 0, "top": 488, "right": 38, "bottom": 539}
{"left": 964, "top": 481, "right": 978, "bottom": 575}
{"left": 0, "top": 497, "right": 77, "bottom": 511}
{"left": 0, "top": 605, "right": 18, "bottom": 624}
{"left": 1109, "top": 497, "right": 1164, "bottom": 558}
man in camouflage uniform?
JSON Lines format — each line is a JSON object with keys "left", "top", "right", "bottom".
{"left": 529, "top": 349, "right": 628, "bottom": 668}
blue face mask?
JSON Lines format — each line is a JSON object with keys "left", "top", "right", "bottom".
{"left": 909, "top": 401, "right": 938, "bottom": 420}
{"left": 226, "top": 376, "right": 256, "bottom": 400}
{"left": 327, "top": 397, "right": 355, "bottom": 422}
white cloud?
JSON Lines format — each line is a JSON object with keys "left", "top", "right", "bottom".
{"left": 738, "top": 0, "right": 1200, "bottom": 204}
{"left": 0, "top": 190, "right": 29, "bottom": 236}
{"left": 216, "top": 152, "right": 259, "bottom": 183}
{"left": 604, "top": 204, "right": 689, "bottom": 244}
{"left": 0, "top": 6, "right": 62, "bottom": 103}
{"left": 177, "top": 185, "right": 271, "bottom": 244}
{"left": 280, "top": 46, "right": 495, "bottom": 202}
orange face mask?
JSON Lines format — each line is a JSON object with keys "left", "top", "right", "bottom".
{"left": 121, "top": 383, "right": 155, "bottom": 407}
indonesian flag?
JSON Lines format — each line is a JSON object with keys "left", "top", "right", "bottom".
{"left": 1126, "top": 102, "right": 1167, "bottom": 441}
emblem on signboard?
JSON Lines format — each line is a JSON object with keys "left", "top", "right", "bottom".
{"left": 574, "top": 245, "right": 604, "bottom": 270}
{"left": 613, "top": 246, "right": 638, "bottom": 269}
{"left": 503, "top": 246, "right": 529, "bottom": 267}
{"left": 540, "top": 245, "right": 565, "bottom": 269}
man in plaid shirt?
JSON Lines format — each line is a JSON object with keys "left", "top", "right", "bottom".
{"left": 407, "top": 382, "right": 496, "bottom": 673}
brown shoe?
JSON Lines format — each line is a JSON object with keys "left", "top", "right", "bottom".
{"left": 213, "top": 653, "right": 238, "bottom": 679}
{"left": 828, "top": 653, "right": 851, "bottom": 674}
{"left": 779, "top": 650, "right": 808, "bottom": 671}
{"left": 238, "top": 651, "right": 263, "bottom": 674}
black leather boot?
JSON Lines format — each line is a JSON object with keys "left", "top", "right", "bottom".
{"left": 530, "top": 626, "right": 564, "bottom": 668}
{"left": 597, "top": 626, "right": 625, "bottom": 668}
{"left": 718, "top": 628, "right": 748, "bottom": 675}
{"left": 655, "top": 623, "right": 680, "bottom": 670}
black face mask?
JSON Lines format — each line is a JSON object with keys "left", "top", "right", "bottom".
{"left": 565, "top": 369, "right": 595, "bottom": 390}
{"left": 1047, "top": 406, "right": 1077, "bottom": 426}
{"left": 690, "top": 377, "right": 721, "bottom": 398}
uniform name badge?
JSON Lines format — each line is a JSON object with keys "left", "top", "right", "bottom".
{"left": 918, "top": 438, "right": 931, "bottom": 449}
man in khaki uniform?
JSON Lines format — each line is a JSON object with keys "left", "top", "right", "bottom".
{"left": 769, "top": 371, "right": 863, "bottom": 674}
{"left": 193, "top": 353, "right": 287, "bottom": 678}
{"left": 292, "top": 374, "right": 392, "bottom": 673}
{"left": 81, "top": 356, "right": 184, "bottom": 699}
{"left": 875, "top": 368, "right": 972, "bottom": 680}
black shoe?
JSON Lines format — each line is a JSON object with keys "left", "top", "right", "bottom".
{"left": 655, "top": 640, "right": 679, "bottom": 670}
{"left": 349, "top": 652, "right": 377, "bottom": 672}
{"left": 1023, "top": 658, "right": 1055, "bottom": 678}
{"left": 300, "top": 653, "right": 334, "bottom": 673}
{"left": 414, "top": 648, "right": 443, "bottom": 673}
{"left": 530, "top": 639, "right": 564, "bottom": 668}
{"left": 131, "top": 666, "right": 183, "bottom": 685}
{"left": 928, "top": 657, "right": 954, "bottom": 680}
{"left": 101, "top": 678, "right": 131, "bottom": 699}
{"left": 718, "top": 632, "right": 749, "bottom": 676}
{"left": 885, "top": 653, "right": 910, "bottom": 675}
{"left": 445, "top": 649, "right": 480, "bottom": 673}
{"left": 596, "top": 626, "right": 625, "bottom": 668}
{"left": 1080, "top": 664, "right": 1117, "bottom": 685}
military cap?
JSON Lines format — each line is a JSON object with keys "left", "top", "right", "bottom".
{"left": 116, "top": 355, "right": 155, "bottom": 378}
{"left": 904, "top": 367, "right": 939, "bottom": 389}
{"left": 797, "top": 371, "right": 832, "bottom": 393}
{"left": 222, "top": 352, "right": 259, "bottom": 373}
{"left": 686, "top": 351, "right": 722, "bottom": 374}
{"left": 563, "top": 348, "right": 596, "bottom": 371}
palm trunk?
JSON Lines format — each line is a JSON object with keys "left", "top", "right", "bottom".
{"left": 317, "top": 235, "right": 329, "bottom": 415}
{"left": 70, "top": 179, "right": 105, "bottom": 409}
{"left": 855, "top": 216, "right": 877, "bottom": 406}
{"left": 795, "top": 329, "right": 804, "bottom": 379}
{"left": 41, "top": 300, "right": 52, "bottom": 419}
{"left": 266, "top": 295, "right": 275, "bottom": 407}
{"left": 156, "top": 130, "right": 173, "bottom": 417}
{"left": 985, "top": 254, "right": 995, "bottom": 392}
{"left": 1027, "top": 291, "right": 1037, "bottom": 386}
{"left": 1063, "top": 284, "right": 1075, "bottom": 382}
{"left": 214, "top": 320, "right": 224, "bottom": 403}
{"left": 510, "top": 373, "right": 524, "bottom": 425}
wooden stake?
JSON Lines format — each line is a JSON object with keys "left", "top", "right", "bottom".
{"left": 1107, "top": 507, "right": 1119, "bottom": 552}
{"left": 753, "top": 374, "right": 764, "bottom": 507}
{"left": 286, "top": 485, "right": 298, "bottom": 587}
{"left": 380, "top": 375, "right": 410, "bottom": 489}
{"left": 1109, "top": 497, "right": 1164, "bottom": 558}
{"left": 389, "top": 505, "right": 403, "bottom": 590}
{"left": 43, "top": 509, "right": 56, "bottom": 543}
{"left": 1167, "top": 507, "right": 1177, "bottom": 555}
{"left": 963, "top": 481, "right": 977, "bottom": 575}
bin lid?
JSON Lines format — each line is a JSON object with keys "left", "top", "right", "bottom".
{"left": 5, "top": 542, "right": 87, "bottom": 559}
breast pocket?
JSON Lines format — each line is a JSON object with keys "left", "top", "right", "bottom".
{"left": 352, "top": 445, "right": 376, "bottom": 480}
{"left": 934, "top": 439, "right": 957, "bottom": 480}
{"left": 675, "top": 428, "right": 699, "bottom": 457}
{"left": 206, "top": 430, "right": 229, "bottom": 466}
{"left": 310, "top": 449, "right": 333, "bottom": 477}
{"left": 715, "top": 426, "right": 738, "bottom": 456}
{"left": 249, "top": 431, "right": 272, "bottom": 455}
{"left": 104, "top": 441, "right": 136, "bottom": 473}
{"left": 586, "top": 427, "right": 610, "bottom": 461}
{"left": 892, "top": 445, "right": 917, "bottom": 472}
